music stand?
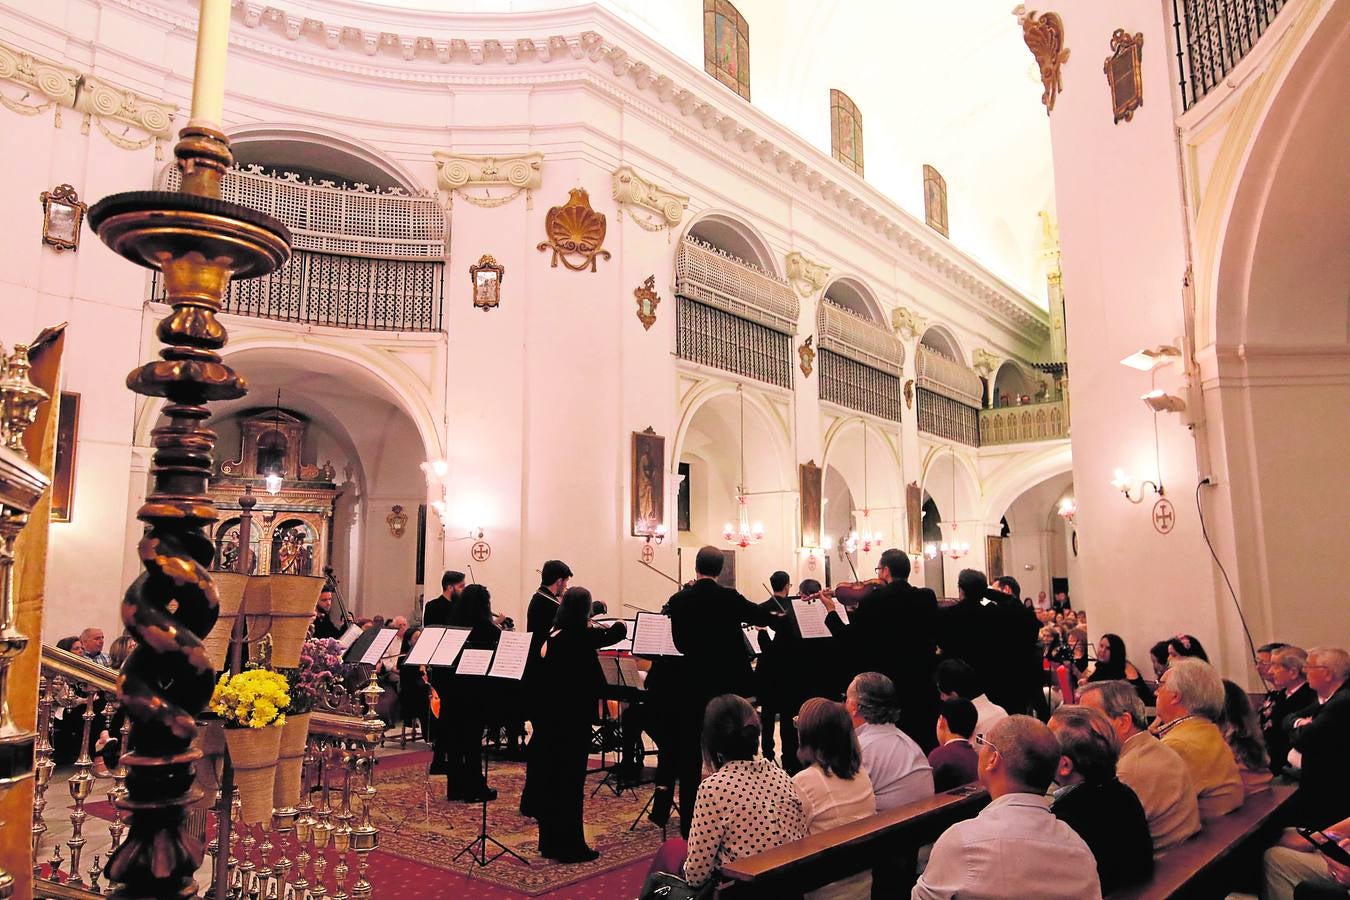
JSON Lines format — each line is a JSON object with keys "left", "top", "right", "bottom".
{"left": 453, "top": 733, "right": 529, "bottom": 868}
{"left": 591, "top": 656, "right": 640, "bottom": 799}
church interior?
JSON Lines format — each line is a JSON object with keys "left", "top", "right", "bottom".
{"left": 1, "top": 0, "right": 1347, "bottom": 897}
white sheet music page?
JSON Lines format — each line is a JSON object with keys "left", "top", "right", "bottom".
{"left": 631, "top": 612, "right": 681, "bottom": 656}
{"left": 792, "top": 598, "right": 833, "bottom": 639}
{"left": 456, "top": 648, "right": 493, "bottom": 676}
{"left": 428, "top": 628, "right": 471, "bottom": 667}
{"left": 337, "top": 624, "right": 363, "bottom": 649}
{"left": 488, "top": 630, "right": 530, "bottom": 680}
{"left": 403, "top": 627, "right": 446, "bottom": 667}
{"left": 359, "top": 628, "right": 400, "bottom": 666}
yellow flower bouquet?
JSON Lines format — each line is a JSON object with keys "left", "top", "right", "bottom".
{"left": 210, "top": 669, "right": 292, "bottom": 824}
{"left": 210, "top": 669, "right": 291, "bottom": 729}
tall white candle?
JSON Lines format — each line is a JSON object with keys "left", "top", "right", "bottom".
{"left": 188, "top": 0, "right": 231, "bottom": 127}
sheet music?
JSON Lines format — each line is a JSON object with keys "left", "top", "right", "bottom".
{"left": 487, "top": 630, "right": 530, "bottom": 680}
{"left": 456, "top": 648, "right": 493, "bottom": 676}
{"left": 743, "top": 626, "right": 761, "bottom": 656}
{"left": 595, "top": 617, "right": 636, "bottom": 653}
{"left": 599, "top": 656, "right": 623, "bottom": 686}
{"left": 337, "top": 624, "right": 363, "bottom": 649}
{"left": 632, "top": 612, "right": 681, "bottom": 656}
{"left": 428, "top": 628, "right": 471, "bottom": 667}
{"left": 358, "top": 628, "right": 400, "bottom": 666}
{"left": 617, "top": 656, "right": 643, "bottom": 689}
{"left": 404, "top": 627, "right": 446, "bottom": 666}
{"left": 792, "top": 598, "right": 832, "bottom": 639}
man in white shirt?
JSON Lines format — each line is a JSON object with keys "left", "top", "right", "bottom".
{"left": 936, "top": 659, "right": 1008, "bottom": 740}
{"left": 913, "top": 715, "right": 1102, "bottom": 900}
{"left": 845, "top": 672, "right": 935, "bottom": 812}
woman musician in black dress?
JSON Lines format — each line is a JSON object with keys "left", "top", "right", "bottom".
{"left": 531, "top": 587, "right": 627, "bottom": 862}
{"left": 445, "top": 583, "right": 502, "bottom": 802}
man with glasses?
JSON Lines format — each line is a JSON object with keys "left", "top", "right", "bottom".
{"left": 820, "top": 548, "right": 939, "bottom": 752}
{"left": 1286, "top": 647, "right": 1350, "bottom": 829}
{"left": 913, "top": 715, "right": 1102, "bottom": 899}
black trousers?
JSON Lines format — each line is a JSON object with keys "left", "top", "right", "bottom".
{"left": 759, "top": 702, "right": 801, "bottom": 773}
{"left": 533, "top": 717, "right": 593, "bottom": 855}
{"left": 444, "top": 707, "right": 488, "bottom": 797}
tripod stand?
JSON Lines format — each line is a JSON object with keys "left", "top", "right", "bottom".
{"left": 452, "top": 731, "right": 529, "bottom": 868}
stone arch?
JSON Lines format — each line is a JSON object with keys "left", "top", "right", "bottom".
{"left": 671, "top": 379, "right": 793, "bottom": 491}
{"left": 819, "top": 416, "right": 904, "bottom": 512}
{"left": 919, "top": 324, "right": 965, "bottom": 364}
{"left": 684, "top": 210, "right": 780, "bottom": 277}
{"left": 980, "top": 442, "right": 1074, "bottom": 527}
{"left": 822, "top": 275, "right": 885, "bottom": 325}
{"left": 226, "top": 123, "right": 428, "bottom": 193}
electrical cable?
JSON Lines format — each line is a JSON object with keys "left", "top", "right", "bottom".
{"left": 1195, "top": 479, "right": 1258, "bottom": 667}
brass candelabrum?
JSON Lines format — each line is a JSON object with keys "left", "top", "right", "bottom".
{"left": 31, "top": 674, "right": 54, "bottom": 875}
{"left": 65, "top": 691, "right": 98, "bottom": 886}
{"left": 88, "top": 122, "right": 290, "bottom": 898}
{"left": 0, "top": 341, "right": 50, "bottom": 900}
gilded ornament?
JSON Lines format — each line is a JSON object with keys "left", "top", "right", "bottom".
{"left": 39, "top": 184, "right": 87, "bottom": 252}
{"left": 470, "top": 254, "right": 504, "bottom": 312}
{"left": 798, "top": 336, "right": 816, "bottom": 378}
{"left": 903, "top": 379, "right": 915, "bottom": 410}
{"left": 386, "top": 505, "right": 408, "bottom": 538}
{"left": 536, "top": 188, "right": 612, "bottom": 273}
{"left": 971, "top": 348, "right": 1001, "bottom": 378}
{"left": 1014, "top": 6, "right": 1071, "bottom": 114}
{"left": 634, "top": 275, "right": 661, "bottom": 330}
{"left": 785, "top": 251, "right": 830, "bottom": 298}
{"left": 1104, "top": 29, "right": 1144, "bottom": 124}
{"left": 613, "top": 165, "right": 689, "bottom": 232}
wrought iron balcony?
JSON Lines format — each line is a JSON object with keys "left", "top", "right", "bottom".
{"left": 979, "top": 397, "right": 1070, "bottom": 445}
{"left": 915, "top": 345, "right": 983, "bottom": 446}
{"left": 1172, "top": 0, "right": 1287, "bottom": 110}
{"left": 816, "top": 300, "right": 904, "bottom": 421}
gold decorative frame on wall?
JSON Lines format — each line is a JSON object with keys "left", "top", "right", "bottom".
{"left": 800, "top": 460, "right": 822, "bottom": 549}
{"left": 537, "top": 188, "right": 611, "bottom": 272}
{"left": 1104, "top": 29, "right": 1145, "bottom": 124}
{"left": 986, "top": 535, "right": 1006, "bottom": 580}
{"left": 470, "top": 253, "right": 504, "bottom": 311}
{"left": 634, "top": 275, "right": 660, "bottom": 330}
{"left": 631, "top": 428, "right": 665, "bottom": 537}
{"left": 50, "top": 391, "right": 78, "bottom": 521}
{"left": 39, "top": 184, "right": 86, "bottom": 252}
{"left": 798, "top": 336, "right": 816, "bottom": 378}
{"left": 906, "top": 481, "right": 923, "bottom": 556}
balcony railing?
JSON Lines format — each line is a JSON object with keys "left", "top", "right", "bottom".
{"left": 1172, "top": 0, "right": 1287, "bottom": 110}
{"left": 816, "top": 300, "right": 904, "bottom": 421}
{"left": 979, "top": 398, "right": 1070, "bottom": 445}
{"left": 150, "top": 250, "right": 444, "bottom": 331}
{"left": 915, "top": 345, "right": 983, "bottom": 446}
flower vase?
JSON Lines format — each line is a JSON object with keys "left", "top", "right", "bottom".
{"left": 266, "top": 575, "right": 326, "bottom": 668}
{"left": 204, "top": 573, "right": 249, "bottom": 672}
{"left": 191, "top": 719, "right": 228, "bottom": 814}
{"left": 224, "top": 724, "right": 283, "bottom": 824}
{"left": 272, "top": 712, "right": 311, "bottom": 811}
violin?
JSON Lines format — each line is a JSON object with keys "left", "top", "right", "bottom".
{"left": 826, "top": 579, "right": 885, "bottom": 610}
{"left": 492, "top": 613, "right": 515, "bottom": 631}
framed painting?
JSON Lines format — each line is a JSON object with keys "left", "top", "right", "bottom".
{"left": 905, "top": 481, "right": 923, "bottom": 556}
{"left": 799, "top": 460, "right": 822, "bottom": 549}
{"left": 631, "top": 428, "right": 665, "bottom": 537}
{"left": 1104, "top": 29, "right": 1144, "bottom": 124}
{"left": 50, "top": 391, "right": 79, "bottom": 521}
{"left": 717, "top": 548, "right": 737, "bottom": 590}
{"left": 677, "top": 461, "right": 691, "bottom": 531}
{"left": 986, "top": 535, "right": 1006, "bottom": 581}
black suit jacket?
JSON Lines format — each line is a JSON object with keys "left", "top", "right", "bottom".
{"left": 1052, "top": 779, "right": 1154, "bottom": 894}
{"left": 523, "top": 588, "right": 561, "bottom": 690}
{"left": 535, "top": 621, "right": 628, "bottom": 721}
{"left": 667, "top": 578, "right": 775, "bottom": 702}
{"left": 422, "top": 594, "right": 455, "bottom": 627}
{"left": 1287, "top": 681, "right": 1350, "bottom": 828}
{"left": 1261, "top": 681, "right": 1316, "bottom": 775}
{"left": 985, "top": 591, "right": 1043, "bottom": 713}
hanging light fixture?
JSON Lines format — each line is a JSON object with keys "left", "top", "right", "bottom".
{"left": 924, "top": 459, "right": 970, "bottom": 560}
{"left": 723, "top": 385, "right": 766, "bottom": 549}
{"left": 844, "top": 420, "right": 883, "bottom": 554}
{"left": 1057, "top": 496, "right": 1077, "bottom": 525}
{"left": 264, "top": 389, "right": 284, "bottom": 495}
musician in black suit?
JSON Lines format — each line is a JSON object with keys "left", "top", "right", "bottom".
{"left": 519, "top": 559, "right": 573, "bottom": 818}
{"left": 820, "top": 547, "right": 940, "bottom": 752}
{"left": 423, "top": 571, "right": 466, "bottom": 788}
{"left": 756, "top": 570, "right": 805, "bottom": 773}
{"left": 530, "top": 587, "right": 627, "bottom": 863}
{"left": 311, "top": 587, "right": 344, "bottom": 641}
{"left": 663, "top": 546, "right": 778, "bottom": 835}
{"left": 444, "top": 583, "right": 502, "bottom": 802}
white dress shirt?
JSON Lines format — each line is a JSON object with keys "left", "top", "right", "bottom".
{"left": 971, "top": 694, "right": 1009, "bottom": 740}
{"left": 912, "top": 792, "right": 1102, "bottom": 900}
{"left": 855, "top": 722, "right": 935, "bottom": 812}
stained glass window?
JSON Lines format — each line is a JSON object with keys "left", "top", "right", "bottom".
{"left": 704, "top": 0, "right": 750, "bottom": 101}
{"left": 830, "top": 89, "right": 864, "bottom": 176}
{"left": 923, "top": 164, "right": 949, "bottom": 238}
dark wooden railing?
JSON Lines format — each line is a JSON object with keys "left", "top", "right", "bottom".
{"left": 1173, "top": 0, "right": 1287, "bottom": 110}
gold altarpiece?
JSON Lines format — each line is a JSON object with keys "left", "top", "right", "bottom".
{"left": 209, "top": 409, "right": 340, "bottom": 576}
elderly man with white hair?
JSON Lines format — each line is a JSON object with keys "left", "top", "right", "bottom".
{"left": 1260, "top": 645, "right": 1315, "bottom": 776}
{"left": 1286, "top": 647, "right": 1350, "bottom": 829}
{"left": 1151, "top": 658, "right": 1244, "bottom": 822}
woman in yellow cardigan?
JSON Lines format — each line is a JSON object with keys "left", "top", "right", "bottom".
{"left": 1152, "top": 658, "right": 1245, "bottom": 821}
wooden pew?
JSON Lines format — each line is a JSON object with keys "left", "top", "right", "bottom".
{"left": 717, "top": 785, "right": 989, "bottom": 898}
{"left": 1109, "top": 783, "right": 1298, "bottom": 899}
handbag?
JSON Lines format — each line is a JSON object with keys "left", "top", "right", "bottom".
{"left": 638, "top": 871, "right": 715, "bottom": 900}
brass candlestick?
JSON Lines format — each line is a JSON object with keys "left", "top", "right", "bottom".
{"left": 89, "top": 119, "right": 290, "bottom": 898}
{"left": 31, "top": 675, "right": 54, "bottom": 870}
{"left": 107, "top": 712, "right": 132, "bottom": 850}
{"left": 65, "top": 692, "right": 98, "bottom": 886}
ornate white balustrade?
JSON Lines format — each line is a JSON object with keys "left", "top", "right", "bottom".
{"left": 816, "top": 300, "right": 904, "bottom": 421}
{"left": 979, "top": 398, "right": 1070, "bottom": 445}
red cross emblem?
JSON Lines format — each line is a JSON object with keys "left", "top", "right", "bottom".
{"left": 1152, "top": 498, "right": 1176, "bottom": 534}
{"left": 806, "top": 554, "right": 817, "bottom": 571}
{"left": 470, "top": 540, "right": 492, "bottom": 562}
{"left": 640, "top": 544, "right": 655, "bottom": 563}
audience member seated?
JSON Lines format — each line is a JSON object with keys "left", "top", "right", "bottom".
{"left": 1077, "top": 680, "right": 1200, "bottom": 851}
{"left": 107, "top": 634, "right": 135, "bottom": 670}
{"left": 1166, "top": 633, "right": 1210, "bottom": 664}
{"left": 935, "top": 659, "right": 1007, "bottom": 740}
{"left": 929, "top": 698, "right": 980, "bottom": 793}
{"left": 845, "top": 672, "right": 934, "bottom": 811}
{"left": 1048, "top": 705, "right": 1154, "bottom": 893}
{"left": 1285, "top": 647, "right": 1350, "bottom": 830}
{"left": 1065, "top": 628, "right": 1090, "bottom": 680}
{"left": 1082, "top": 633, "right": 1155, "bottom": 705}
{"left": 1220, "top": 678, "right": 1273, "bottom": 795}
{"left": 1263, "top": 813, "right": 1350, "bottom": 900}
{"left": 646, "top": 694, "right": 806, "bottom": 891}
{"left": 793, "top": 698, "right": 877, "bottom": 900}
{"left": 1149, "top": 640, "right": 1172, "bottom": 681}
{"left": 1152, "top": 658, "right": 1244, "bottom": 822}
{"left": 1261, "top": 645, "right": 1315, "bottom": 776}
{"left": 912, "top": 715, "right": 1102, "bottom": 900}
{"left": 79, "top": 627, "right": 109, "bottom": 666}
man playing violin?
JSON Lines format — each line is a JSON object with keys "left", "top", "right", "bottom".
{"left": 819, "top": 547, "right": 940, "bottom": 753}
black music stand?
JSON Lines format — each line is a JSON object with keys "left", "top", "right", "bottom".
{"left": 591, "top": 656, "right": 640, "bottom": 799}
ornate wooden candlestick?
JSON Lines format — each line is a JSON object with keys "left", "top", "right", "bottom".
{"left": 88, "top": 115, "right": 290, "bottom": 896}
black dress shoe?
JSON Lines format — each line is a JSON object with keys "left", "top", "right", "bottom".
{"left": 462, "top": 787, "right": 498, "bottom": 803}
{"left": 648, "top": 787, "right": 673, "bottom": 827}
{"left": 548, "top": 846, "right": 600, "bottom": 864}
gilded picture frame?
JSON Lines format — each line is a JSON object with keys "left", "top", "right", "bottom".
{"left": 799, "top": 460, "right": 822, "bottom": 549}
{"left": 632, "top": 428, "right": 665, "bottom": 537}
{"left": 986, "top": 535, "right": 1006, "bottom": 581}
{"left": 1104, "top": 29, "right": 1144, "bottom": 124}
{"left": 906, "top": 481, "right": 923, "bottom": 556}
{"left": 39, "top": 184, "right": 87, "bottom": 252}
{"left": 470, "top": 254, "right": 504, "bottom": 311}
{"left": 51, "top": 390, "right": 79, "bottom": 521}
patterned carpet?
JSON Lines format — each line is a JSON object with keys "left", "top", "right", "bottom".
{"left": 84, "top": 748, "right": 671, "bottom": 898}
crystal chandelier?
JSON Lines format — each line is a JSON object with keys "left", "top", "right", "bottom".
{"left": 723, "top": 385, "right": 765, "bottom": 549}
{"left": 1057, "top": 496, "right": 1077, "bottom": 525}
{"left": 924, "top": 459, "right": 968, "bottom": 560}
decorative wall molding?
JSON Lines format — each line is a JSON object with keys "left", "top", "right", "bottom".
{"left": 432, "top": 151, "right": 542, "bottom": 208}
{"left": 0, "top": 40, "right": 176, "bottom": 155}
{"left": 971, "top": 347, "right": 1001, "bottom": 378}
{"left": 785, "top": 251, "right": 831, "bottom": 299}
{"left": 86, "top": 0, "right": 1047, "bottom": 338}
{"left": 612, "top": 165, "right": 689, "bottom": 233}
{"left": 891, "top": 306, "right": 927, "bottom": 341}
{"left": 1014, "top": 6, "right": 1070, "bottom": 115}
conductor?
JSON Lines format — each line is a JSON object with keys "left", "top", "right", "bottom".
{"left": 663, "top": 545, "right": 779, "bottom": 833}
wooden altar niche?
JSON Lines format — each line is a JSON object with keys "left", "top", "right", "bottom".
{"left": 209, "top": 408, "right": 341, "bottom": 576}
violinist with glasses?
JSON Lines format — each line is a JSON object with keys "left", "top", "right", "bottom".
{"left": 756, "top": 571, "right": 806, "bottom": 772}
{"left": 818, "top": 547, "right": 941, "bottom": 753}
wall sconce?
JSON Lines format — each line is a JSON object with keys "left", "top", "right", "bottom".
{"left": 1057, "top": 497, "right": 1077, "bottom": 525}
{"left": 1141, "top": 389, "right": 1186, "bottom": 413}
{"left": 1120, "top": 345, "right": 1180, "bottom": 371}
{"left": 1111, "top": 468, "right": 1164, "bottom": 504}
{"left": 637, "top": 522, "right": 667, "bottom": 545}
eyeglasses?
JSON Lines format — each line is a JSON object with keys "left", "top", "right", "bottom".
{"left": 973, "top": 733, "right": 1000, "bottom": 756}
{"left": 1306, "top": 664, "right": 1329, "bottom": 672}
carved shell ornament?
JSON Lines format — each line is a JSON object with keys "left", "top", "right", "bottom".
{"left": 537, "top": 188, "right": 612, "bottom": 272}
